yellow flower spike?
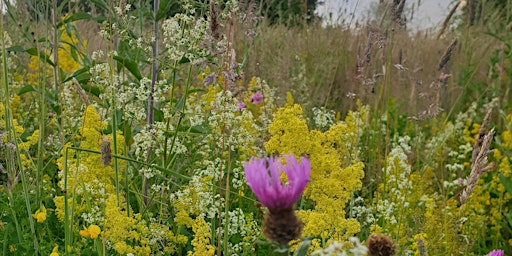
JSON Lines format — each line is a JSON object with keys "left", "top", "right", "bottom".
{"left": 32, "top": 205, "right": 47, "bottom": 223}
{"left": 88, "top": 224, "right": 101, "bottom": 239}
{"left": 50, "top": 245, "right": 59, "bottom": 256}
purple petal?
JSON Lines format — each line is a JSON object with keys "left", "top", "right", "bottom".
{"left": 244, "top": 154, "right": 311, "bottom": 210}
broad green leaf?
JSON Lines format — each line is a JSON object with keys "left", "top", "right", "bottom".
{"left": 156, "top": 0, "right": 177, "bottom": 21}
{"left": 293, "top": 239, "right": 312, "bottom": 256}
{"left": 57, "top": 13, "right": 93, "bottom": 28}
{"left": 17, "top": 85, "right": 36, "bottom": 95}
{"left": 113, "top": 56, "right": 142, "bottom": 80}
{"left": 90, "top": 0, "right": 108, "bottom": 11}
{"left": 25, "top": 48, "right": 55, "bottom": 67}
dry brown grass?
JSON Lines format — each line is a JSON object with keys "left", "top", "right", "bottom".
{"left": 238, "top": 17, "right": 502, "bottom": 119}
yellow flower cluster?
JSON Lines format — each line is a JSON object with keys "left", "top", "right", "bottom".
{"left": 27, "top": 20, "right": 86, "bottom": 86}
{"left": 79, "top": 225, "right": 101, "bottom": 239}
{"left": 55, "top": 105, "right": 125, "bottom": 199}
{"left": 103, "top": 195, "right": 187, "bottom": 255}
{"left": 265, "top": 103, "right": 366, "bottom": 246}
{"left": 188, "top": 218, "right": 215, "bottom": 256}
{"left": 50, "top": 245, "right": 59, "bottom": 256}
{"left": 487, "top": 114, "right": 512, "bottom": 244}
{"left": 411, "top": 233, "right": 428, "bottom": 256}
{"left": 32, "top": 205, "right": 47, "bottom": 223}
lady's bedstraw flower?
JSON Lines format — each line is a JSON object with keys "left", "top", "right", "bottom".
{"left": 488, "top": 249, "right": 504, "bottom": 256}
{"left": 79, "top": 224, "right": 101, "bottom": 239}
{"left": 32, "top": 205, "right": 47, "bottom": 223}
{"left": 250, "top": 91, "right": 263, "bottom": 104}
{"left": 244, "top": 154, "right": 310, "bottom": 244}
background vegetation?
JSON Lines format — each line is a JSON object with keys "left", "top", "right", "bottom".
{"left": 1, "top": 0, "right": 512, "bottom": 255}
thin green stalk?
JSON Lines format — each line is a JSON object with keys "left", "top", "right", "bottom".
{"left": 1, "top": 9, "right": 39, "bottom": 253}
{"left": 143, "top": 0, "right": 160, "bottom": 207}
{"left": 63, "top": 148, "right": 70, "bottom": 255}
{"left": 165, "top": 64, "right": 193, "bottom": 171}
{"left": 222, "top": 150, "right": 231, "bottom": 255}
{"left": 111, "top": 79, "right": 120, "bottom": 208}
{"left": 0, "top": 5, "right": 22, "bottom": 245}
{"left": 36, "top": 17, "right": 47, "bottom": 206}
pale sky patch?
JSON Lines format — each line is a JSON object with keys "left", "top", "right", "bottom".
{"left": 316, "top": 0, "right": 462, "bottom": 30}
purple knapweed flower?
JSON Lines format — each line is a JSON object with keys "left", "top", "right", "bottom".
{"left": 237, "top": 100, "right": 246, "bottom": 111}
{"left": 488, "top": 250, "right": 504, "bottom": 256}
{"left": 244, "top": 154, "right": 310, "bottom": 211}
{"left": 250, "top": 91, "right": 264, "bottom": 104}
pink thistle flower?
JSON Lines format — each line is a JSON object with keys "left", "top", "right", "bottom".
{"left": 244, "top": 154, "right": 310, "bottom": 211}
{"left": 250, "top": 91, "right": 264, "bottom": 104}
{"left": 488, "top": 250, "right": 504, "bottom": 256}
{"left": 238, "top": 100, "right": 246, "bottom": 111}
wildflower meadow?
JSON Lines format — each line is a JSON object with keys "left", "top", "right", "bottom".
{"left": 1, "top": 0, "right": 512, "bottom": 255}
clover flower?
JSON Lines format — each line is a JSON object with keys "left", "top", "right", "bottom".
{"left": 250, "top": 91, "right": 263, "bottom": 104}
{"left": 244, "top": 154, "right": 310, "bottom": 244}
{"left": 488, "top": 249, "right": 504, "bottom": 256}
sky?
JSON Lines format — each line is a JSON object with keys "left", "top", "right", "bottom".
{"left": 316, "top": 0, "right": 461, "bottom": 30}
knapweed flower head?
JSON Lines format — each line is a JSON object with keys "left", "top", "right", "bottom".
{"left": 250, "top": 91, "right": 263, "bottom": 104}
{"left": 79, "top": 224, "right": 101, "bottom": 239}
{"left": 366, "top": 233, "right": 396, "bottom": 256}
{"left": 238, "top": 100, "right": 246, "bottom": 111}
{"left": 488, "top": 249, "right": 504, "bottom": 256}
{"left": 244, "top": 154, "right": 310, "bottom": 211}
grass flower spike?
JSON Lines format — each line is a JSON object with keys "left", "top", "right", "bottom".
{"left": 244, "top": 154, "right": 310, "bottom": 211}
{"left": 244, "top": 154, "right": 310, "bottom": 244}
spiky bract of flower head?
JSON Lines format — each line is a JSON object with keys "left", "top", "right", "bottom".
{"left": 244, "top": 154, "right": 310, "bottom": 211}
{"left": 367, "top": 233, "right": 396, "bottom": 256}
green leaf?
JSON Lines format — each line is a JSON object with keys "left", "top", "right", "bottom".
{"left": 153, "top": 107, "right": 164, "bottom": 122}
{"left": 57, "top": 13, "right": 93, "bottom": 28}
{"left": 293, "top": 239, "right": 312, "bottom": 256}
{"left": 90, "top": 0, "right": 108, "bottom": 11}
{"left": 156, "top": 0, "right": 177, "bottom": 21}
{"left": 178, "top": 56, "right": 190, "bottom": 64}
{"left": 25, "top": 48, "right": 55, "bottom": 67}
{"left": 6, "top": 45, "right": 24, "bottom": 52}
{"left": 500, "top": 174, "right": 512, "bottom": 195}
{"left": 113, "top": 56, "right": 142, "bottom": 80}
{"left": 17, "top": 85, "right": 36, "bottom": 95}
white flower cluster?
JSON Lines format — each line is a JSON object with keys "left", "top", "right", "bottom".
{"left": 375, "top": 136, "right": 413, "bottom": 226}
{"left": 445, "top": 142, "right": 472, "bottom": 172}
{"left": 350, "top": 196, "right": 376, "bottom": 227}
{"left": 312, "top": 237, "right": 369, "bottom": 256}
{"left": 162, "top": 13, "right": 209, "bottom": 65}
{"left": 312, "top": 107, "right": 336, "bottom": 129}
{"left": 206, "top": 90, "right": 259, "bottom": 154}
{"left": 216, "top": 208, "right": 259, "bottom": 256}
{"left": 131, "top": 121, "right": 188, "bottom": 162}
{"left": 384, "top": 136, "right": 413, "bottom": 202}
{"left": 170, "top": 176, "right": 224, "bottom": 219}
{"left": 59, "top": 80, "right": 85, "bottom": 129}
